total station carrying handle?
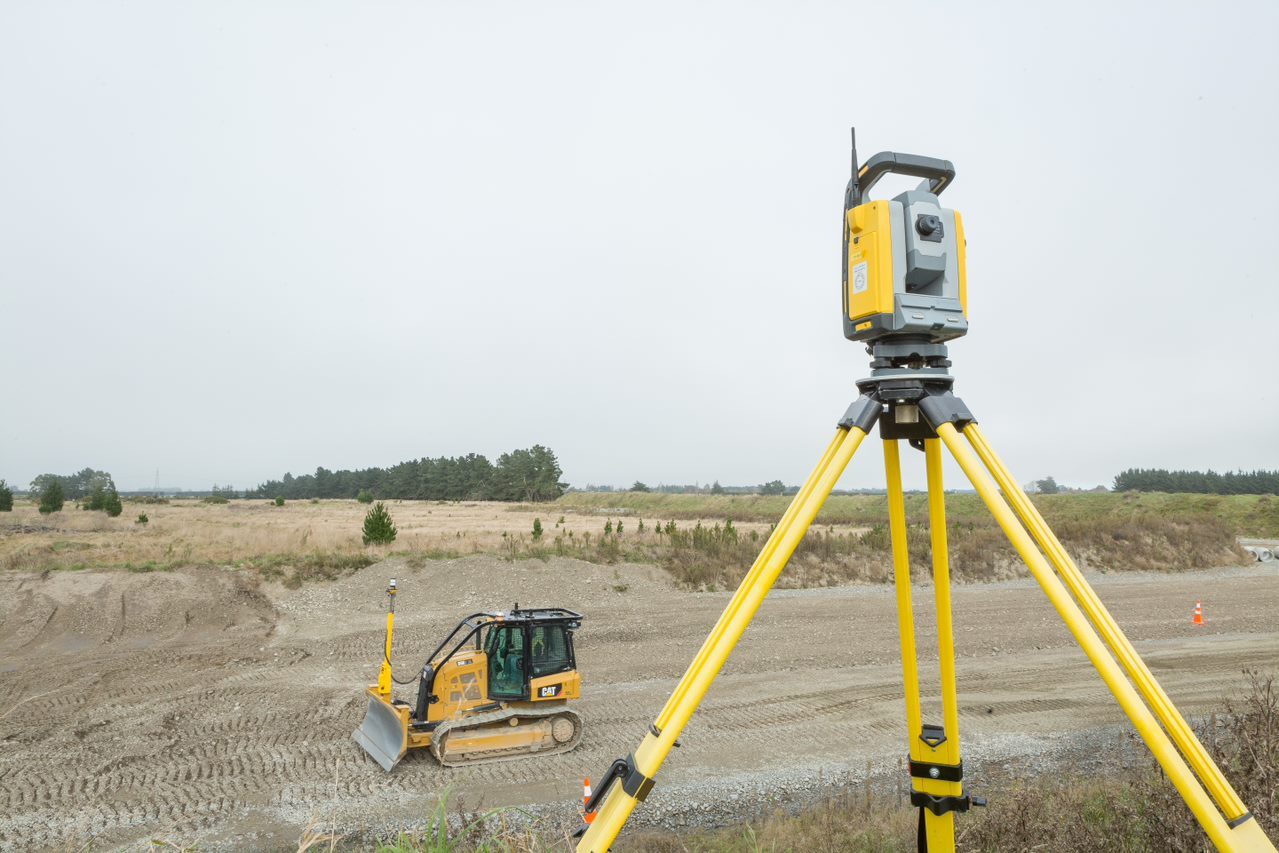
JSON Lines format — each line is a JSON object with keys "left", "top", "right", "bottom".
{"left": 844, "top": 128, "right": 955, "bottom": 210}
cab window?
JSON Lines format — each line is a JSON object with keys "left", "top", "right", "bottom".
{"left": 485, "top": 626, "right": 526, "bottom": 699}
{"left": 529, "top": 625, "right": 572, "bottom": 677}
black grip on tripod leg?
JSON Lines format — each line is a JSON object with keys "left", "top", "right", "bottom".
{"left": 918, "top": 393, "right": 974, "bottom": 432}
{"left": 838, "top": 396, "right": 882, "bottom": 433}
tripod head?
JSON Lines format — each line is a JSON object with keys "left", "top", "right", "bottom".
{"left": 842, "top": 128, "right": 968, "bottom": 347}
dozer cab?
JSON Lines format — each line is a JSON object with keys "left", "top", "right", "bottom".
{"left": 353, "top": 579, "right": 584, "bottom": 770}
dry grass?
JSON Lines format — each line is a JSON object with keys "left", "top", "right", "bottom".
{"left": 556, "top": 491, "right": 1279, "bottom": 538}
{"left": 0, "top": 491, "right": 1255, "bottom": 591}
{"left": 0, "top": 498, "right": 668, "bottom": 575}
{"left": 494, "top": 511, "right": 1247, "bottom": 591}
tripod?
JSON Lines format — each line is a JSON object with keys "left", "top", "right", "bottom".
{"left": 576, "top": 342, "right": 1276, "bottom": 852}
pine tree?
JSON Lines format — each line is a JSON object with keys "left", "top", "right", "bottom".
{"left": 104, "top": 488, "right": 123, "bottom": 518}
{"left": 39, "top": 481, "right": 65, "bottom": 514}
{"left": 604, "top": 519, "right": 613, "bottom": 535}
{"left": 362, "top": 501, "right": 398, "bottom": 545}
{"left": 357, "top": 489, "right": 374, "bottom": 504}
{"left": 532, "top": 518, "right": 543, "bottom": 540}
{"left": 0, "top": 480, "right": 12, "bottom": 512}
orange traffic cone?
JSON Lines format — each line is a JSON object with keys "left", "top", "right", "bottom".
{"left": 583, "top": 777, "right": 596, "bottom": 824}
{"left": 1192, "top": 600, "right": 1204, "bottom": 626}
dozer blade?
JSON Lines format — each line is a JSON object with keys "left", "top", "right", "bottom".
{"left": 353, "top": 697, "right": 408, "bottom": 771}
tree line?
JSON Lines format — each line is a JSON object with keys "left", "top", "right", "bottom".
{"left": 10, "top": 468, "right": 122, "bottom": 515}
{"left": 247, "top": 445, "right": 566, "bottom": 502}
{"left": 28, "top": 468, "right": 115, "bottom": 500}
{"left": 1113, "top": 468, "right": 1279, "bottom": 495}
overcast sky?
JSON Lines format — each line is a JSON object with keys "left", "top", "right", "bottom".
{"left": 2, "top": 2, "right": 1276, "bottom": 493}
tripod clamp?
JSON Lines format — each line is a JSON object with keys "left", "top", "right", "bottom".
{"left": 911, "top": 791, "right": 987, "bottom": 817}
{"left": 847, "top": 340, "right": 975, "bottom": 446}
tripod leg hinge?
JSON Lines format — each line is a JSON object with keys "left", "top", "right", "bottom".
{"left": 584, "top": 753, "right": 657, "bottom": 813}
{"left": 838, "top": 395, "right": 882, "bottom": 433}
{"left": 909, "top": 759, "right": 963, "bottom": 782}
{"left": 911, "top": 792, "right": 985, "bottom": 816}
{"left": 918, "top": 392, "right": 974, "bottom": 431}
{"left": 621, "top": 752, "right": 657, "bottom": 801}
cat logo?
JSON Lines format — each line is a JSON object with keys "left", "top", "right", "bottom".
{"left": 539, "top": 684, "right": 561, "bottom": 698}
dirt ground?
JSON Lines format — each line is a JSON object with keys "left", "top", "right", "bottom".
{"left": 1, "top": 556, "right": 1276, "bottom": 851}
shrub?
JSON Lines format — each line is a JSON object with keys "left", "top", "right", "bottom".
{"left": 104, "top": 488, "right": 123, "bottom": 517}
{"left": 357, "top": 490, "right": 374, "bottom": 504}
{"left": 274, "top": 496, "right": 285, "bottom": 507}
{"left": 532, "top": 518, "right": 543, "bottom": 540}
{"left": 86, "top": 484, "right": 106, "bottom": 511}
{"left": 135, "top": 513, "right": 149, "bottom": 525}
{"left": 362, "top": 501, "right": 398, "bottom": 545}
{"left": 38, "top": 481, "right": 64, "bottom": 515}
{"left": 0, "top": 480, "right": 12, "bottom": 512}
{"left": 202, "top": 494, "right": 229, "bottom": 505}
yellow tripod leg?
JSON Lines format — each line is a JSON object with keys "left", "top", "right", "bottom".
{"left": 918, "top": 439, "right": 963, "bottom": 851}
{"left": 962, "top": 424, "right": 1274, "bottom": 850}
{"left": 885, "top": 440, "right": 923, "bottom": 745}
{"left": 576, "top": 417, "right": 874, "bottom": 853}
{"left": 887, "top": 439, "right": 964, "bottom": 853}
{"left": 933, "top": 422, "right": 1266, "bottom": 852}
{"left": 925, "top": 440, "right": 961, "bottom": 770}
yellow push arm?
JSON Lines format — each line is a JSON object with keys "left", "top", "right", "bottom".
{"left": 377, "top": 579, "right": 397, "bottom": 698}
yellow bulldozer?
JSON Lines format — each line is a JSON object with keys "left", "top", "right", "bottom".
{"left": 353, "top": 579, "right": 585, "bottom": 770}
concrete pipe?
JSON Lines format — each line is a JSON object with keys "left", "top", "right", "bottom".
{"left": 1259, "top": 548, "right": 1274, "bottom": 563}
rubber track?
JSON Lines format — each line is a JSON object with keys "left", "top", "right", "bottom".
{"left": 430, "top": 704, "right": 584, "bottom": 767}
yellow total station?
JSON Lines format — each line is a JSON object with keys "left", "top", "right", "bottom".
{"left": 575, "top": 128, "right": 1277, "bottom": 853}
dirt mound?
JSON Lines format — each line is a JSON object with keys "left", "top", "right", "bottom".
{"left": 0, "top": 567, "right": 275, "bottom": 660}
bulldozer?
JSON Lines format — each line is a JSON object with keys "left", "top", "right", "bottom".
{"left": 353, "top": 579, "right": 585, "bottom": 770}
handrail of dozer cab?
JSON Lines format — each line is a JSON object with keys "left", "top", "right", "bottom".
{"left": 422, "top": 612, "right": 494, "bottom": 668}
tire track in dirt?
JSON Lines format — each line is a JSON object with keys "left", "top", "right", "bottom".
{"left": 0, "top": 558, "right": 1276, "bottom": 850}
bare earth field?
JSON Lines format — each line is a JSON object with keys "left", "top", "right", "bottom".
{"left": 1, "top": 551, "right": 1276, "bottom": 851}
